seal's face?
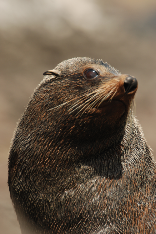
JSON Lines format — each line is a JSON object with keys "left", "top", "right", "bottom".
{"left": 43, "top": 57, "right": 138, "bottom": 124}
{"left": 80, "top": 64, "right": 137, "bottom": 120}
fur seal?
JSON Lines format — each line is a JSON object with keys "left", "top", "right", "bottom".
{"left": 8, "top": 57, "right": 156, "bottom": 233}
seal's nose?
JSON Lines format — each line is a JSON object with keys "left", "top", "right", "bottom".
{"left": 124, "top": 76, "right": 138, "bottom": 94}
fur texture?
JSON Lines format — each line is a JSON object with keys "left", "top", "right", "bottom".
{"left": 8, "top": 57, "right": 156, "bottom": 233}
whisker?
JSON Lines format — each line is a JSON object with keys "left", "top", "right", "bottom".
{"left": 68, "top": 94, "right": 90, "bottom": 112}
{"left": 78, "top": 96, "right": 103, "bottom": 116}
{"left": 68, "top": 81, "right": 119, "bottom": 116}
{"left": 75, "top": 86, "right": 115, "bottom": 116}
{"left": 109, "top": 89, "right": 117, "bottom": 101}
{"left": 71, "top": 85, "right": 118, "bottom": 116}
{"left": 97, "top": 87, "right": 116, "bottom": 108}
{"left": 72, "top": 83, "right": 111, "bottom": 113}
{"left": 69, "top": 91, "right": 97, "bottom": 114}
{"left": 73, "top": 93, "right": 99, "bottom": 116}
{"left": 48, "top": 97, "right": 77, "bottom": 111}
{"left": 86, "top": 92, "right": 104, "bottom": 110}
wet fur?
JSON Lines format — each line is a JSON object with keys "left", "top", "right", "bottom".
{"left": 8, "top": 57, "right": 156, "bottom": 233}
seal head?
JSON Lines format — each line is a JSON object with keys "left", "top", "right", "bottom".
{"left": 42, "top": 57, "right": 137, "bottom": 148}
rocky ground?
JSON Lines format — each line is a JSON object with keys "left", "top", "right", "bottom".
{"left": 0, "top": 0, "right": 156, "bottom": 233}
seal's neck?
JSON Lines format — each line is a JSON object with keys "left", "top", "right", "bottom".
{"left": 60, "top": 112, "right": 128, "bottom": 153}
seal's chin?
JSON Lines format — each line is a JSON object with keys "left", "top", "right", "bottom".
{"left": 93, "top": 100, "right": 126, "bottom": 118}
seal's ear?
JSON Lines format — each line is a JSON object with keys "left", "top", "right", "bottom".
{"left": 43, "top": 69, "right": 61, "bottom": 76}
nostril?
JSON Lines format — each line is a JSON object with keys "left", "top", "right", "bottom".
{"left": 124, "top": 76, "right": 138, "bottom": 94}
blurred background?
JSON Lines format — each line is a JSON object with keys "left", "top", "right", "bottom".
{"left": 0, "top": 0, "right": 156, "bottom": 233}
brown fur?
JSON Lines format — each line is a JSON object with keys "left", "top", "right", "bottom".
{"left": 8, "top": 57, "right": 156, "bottom": 233}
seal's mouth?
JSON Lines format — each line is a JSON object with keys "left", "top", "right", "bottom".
{"left": 98, "top": 99, "right": 126, "bottom": 109}
{"left": 90, "top": 99, "right": 126, "bottom": 118}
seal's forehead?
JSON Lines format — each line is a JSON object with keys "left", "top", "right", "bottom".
{"left": 54, "top": 57, "right": 119, "bottom": 76}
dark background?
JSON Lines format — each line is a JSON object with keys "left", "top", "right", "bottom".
{"left": 0, "top": 1, "right": 156, "bottom": 233}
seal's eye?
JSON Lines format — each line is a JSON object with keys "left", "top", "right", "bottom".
{"left": 84, "top": 69, "right": 99, "bottom": 79}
